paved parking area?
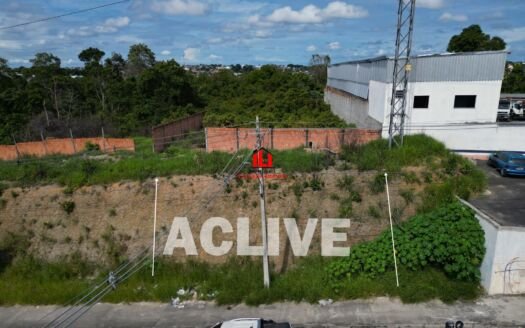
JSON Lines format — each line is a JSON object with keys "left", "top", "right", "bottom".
{"left": 471, "top": 160, "right": 525, "bottom": 227}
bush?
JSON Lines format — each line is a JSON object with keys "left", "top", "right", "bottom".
{"left": 309, "top": 174, "right": 323, "bottom": 191}
{"left": 84, "top": 142, "right": 100, "bottom": 152}
{"left": 340, "top": 134, "right": 447, "bottom": 172}
{"left": 61, "top": 201, "right": 76, "bottom": 214}
{"left": 336, "top": 175, "right": 354, "bottom": 192}
{"left": 327, "top": 202, "right": 485, "bottom": 287}
{"left": 339, "top": 197, "right": 353, "bottom": 217}
{"left": 400, "top": 189, "right": 415, "bottom": 204}
{"left": 369, "top": 173, "right": 385, "bottom": 194}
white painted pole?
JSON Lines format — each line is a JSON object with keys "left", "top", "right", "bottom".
{"left": 384, "top": 173, "right": 400, "bottom": 287}
{"left": 152, "top": 177, "right": 159, "bottom": 277}
{"left": 256, "top": 116, "right": 270, "bottom": 288}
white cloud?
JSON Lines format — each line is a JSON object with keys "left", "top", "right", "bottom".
{"left": 439, "top": 12, "right": 468, "bottom": 22}
{"left": 151, "top": 0, "right": 208, "bottom": 15}
{"left": 375, "top": 49, "right": 386, "bottom": 56}
{"left": 115, "top": 35, "right": 144, "bottom": 43}
{"left": 160, "top": 50, "right": 171, "bottom": 56}
{"left": 500, "top": 27, "right": 525, "bottom": 43}
{"left": 8, "top": 58, "right": 29, "bottom": 64}
{"left": 328, "top": 41, "right": 341, "bottom": 50}
{"left": 265, "top": 1, "right": 367, "bottom": 24}
{"left": 417, "top": 0, "right": 444, "bottom": 9}
{"left": 96, "top": 16, "right": 130, "bottom": 33}
{"left": 208, "top": 37, "right": 223, "bottom": 44}
{"left": 184, "top": 47, "right": 200, "bottom": 61}
{"left": 307, "top": 45, "right": 317, "bottom": 52}
{"left": 0, "top": 40, "right": 23, "bottom": 49}
{"left": 214, "top": 0, "right": 267, "bottom": 14}
{"left": 209, "top": 54, "right": 222, "bottom": 60}
{"left": 255, "top": 30, "right": 271, "bottom": 38}
{"left": 68, "top": 16, "right": 130, "bottom": 36}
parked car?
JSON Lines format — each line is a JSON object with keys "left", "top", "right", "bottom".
{"left": 488, "top": 151, "right": 525, "bottom": 176}
{"left": 211, "top": 318, "right": 292, "bottom": 328}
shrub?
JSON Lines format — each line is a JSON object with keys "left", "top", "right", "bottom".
{"left": 400, "top": 189, "right": 415, "bottom": 204}
{"left": 336, "top": 175, "right": 354, "bottom": 192}
{"left": 0, "top": 198, "right": 6, "bottom": 209}
{"left": 369, "top": 173, "right": 385, "bottom": 194}
{"left": 327, "top": 202, "right": 485, "bottom": 287}
{"left": 340, "top": 134, "right": 447, "bottom": 172}
{"left": 0, "top": 182, "right": 7, "bottom": 196}
{"left": 367, "top": 205, "right": 381, "bottom": 219}
{"left": 339, "top": 197, "right": 353, "bottom": 217}
{"left": 309, "top": 174, "right": 323, "bottom": 191}
{"left": 84, "top": 142, "right": 100, "bottom": 152}
{"left": 61, "top": 201, "right": 76, "bottom": 214}
{"left": 350, "top": 191, "right": 362, "bottom": 203}
{"left": 401, "top": 171, "right": 420, "bottom": 184}
{"left": 11, "top": 191, "right": 19, "bottom": 199}
{"left": 109, "top": 209, "right": 117, "bottom": 217}
{"left": 291, "top": 182, "right": 304, "bottom": 201}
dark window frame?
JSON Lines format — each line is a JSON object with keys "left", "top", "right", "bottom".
{"left": 413, "top": 95, "right": 429, "bottom": 109}
{"left": 454, "top": 95, "right": 477, "bottom": 108}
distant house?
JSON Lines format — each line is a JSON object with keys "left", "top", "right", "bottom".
{"left": 325, "top": 51, "right": 525, "bottom": 154}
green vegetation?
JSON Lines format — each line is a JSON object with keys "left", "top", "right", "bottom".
{"left": 0, "top": 203, "right": 483, "bottom": 306}
{"left": 447, "top": 24, "right": 505, "bottom": 53}
{"left": 0, "top": 45, "right": 344, "bottom": 144}
{"left": 328, "top": 202, "right": 485, "bottom": 288}
{"left": 340, "top": 135, "right": 486, "bottom": 213}
{"left": 0, "top": 139, "right": 332, "bottom": 188}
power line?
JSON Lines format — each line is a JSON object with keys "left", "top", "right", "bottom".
{"left": 0, "top": 0, "right": 130, "bottom": 31}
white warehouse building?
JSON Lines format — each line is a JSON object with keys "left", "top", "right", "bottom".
{"left": 325, "top": 50, "right": 525, "bottom": 154}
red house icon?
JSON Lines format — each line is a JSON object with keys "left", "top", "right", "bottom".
{"left": 252, "top": 148, "right": 273, "bottom": 169}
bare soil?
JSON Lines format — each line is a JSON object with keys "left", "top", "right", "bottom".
{"left": 0, "top": 167, "right": 424, "bottom": 270}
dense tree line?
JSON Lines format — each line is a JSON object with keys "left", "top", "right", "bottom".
{"left": 0, "top": 45, "right": 341, "bottom": 144}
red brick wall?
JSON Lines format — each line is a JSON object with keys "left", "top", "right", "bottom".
{"left": 0, "top": 138, "right": 135, "bottom": 161}
{"left": 206, "top": 128, "right": 380, "bottom": 153}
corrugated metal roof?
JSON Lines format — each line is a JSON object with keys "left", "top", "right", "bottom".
{"left": 327, "top": 51, "right": 508, "bottom": 99}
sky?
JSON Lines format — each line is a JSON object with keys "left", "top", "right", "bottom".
{"left": 1, "top": 0, "right": 525, "bottom": 67}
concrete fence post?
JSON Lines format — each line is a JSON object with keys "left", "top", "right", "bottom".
{"left": 101, "top": 127, "right": 107, "bottom": 152}
{"left": 11, "top": 134, "right": 20, "bottom": 162}
{"left": 69, "top": 128, "right": 77, "bottom": 154}
{"left": 236, "top": 128, "right": 240, "bottom": 151}
{"left": 40, "top": 130, "right": 48, "bottom": 156}
{"left": 305, "top": 128, "right": 309, "bottom": 148}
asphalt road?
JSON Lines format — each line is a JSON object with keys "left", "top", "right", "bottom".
{"left": 471, "top": 160, "right": 525, "bottom": 227}
{"left": 2, "top": 297, "right": 525, "bottom": 328}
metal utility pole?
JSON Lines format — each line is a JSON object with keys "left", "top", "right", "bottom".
{"left": 255, "top": 116, "right": 270, "bottom": 288}
{"left": 388, "top": 0, "right": 416, "bottom": 148}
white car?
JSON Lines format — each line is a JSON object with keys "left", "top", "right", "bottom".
{"left": 211, "top": 318, "right": 292, "bottom": 328}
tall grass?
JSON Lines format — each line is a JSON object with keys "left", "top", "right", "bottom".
{"left": 340, "top": 134, "right": 447, "bottom": 173}
{"left": 0, "top": 139, "right": 333, "bottom": 187}
{"left": 0, "top": 256, "right": 481, "bottom": 306}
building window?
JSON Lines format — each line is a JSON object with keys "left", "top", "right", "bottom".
{"left": 454, "top": 95, "right": 476, "bottom": 108}
{"left": 413, "top": 96, "right": 429, "bottom": 109}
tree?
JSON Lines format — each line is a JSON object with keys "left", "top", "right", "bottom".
{"left": 447, "top": 25, "right": 506, "bottom": 52}
{"left": 105, "top": 52, "right": 126, "bottom": 78}
{"left": 30, "top": 52, "right": 61, "bottom": 68}
{"left": 309, "top": 54, "right": 331, "bottom": 85}
{"left": 78, "top": 47, "right": 105, "bottom": 66}
{"left": 502, "top": 62, "right": 525, "bottom": 93}
{"left": 126, "top": 43, "right": 156, "bottom": 77}
{"left": 0, "top": 57, "right": 7, "bottom": 71}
